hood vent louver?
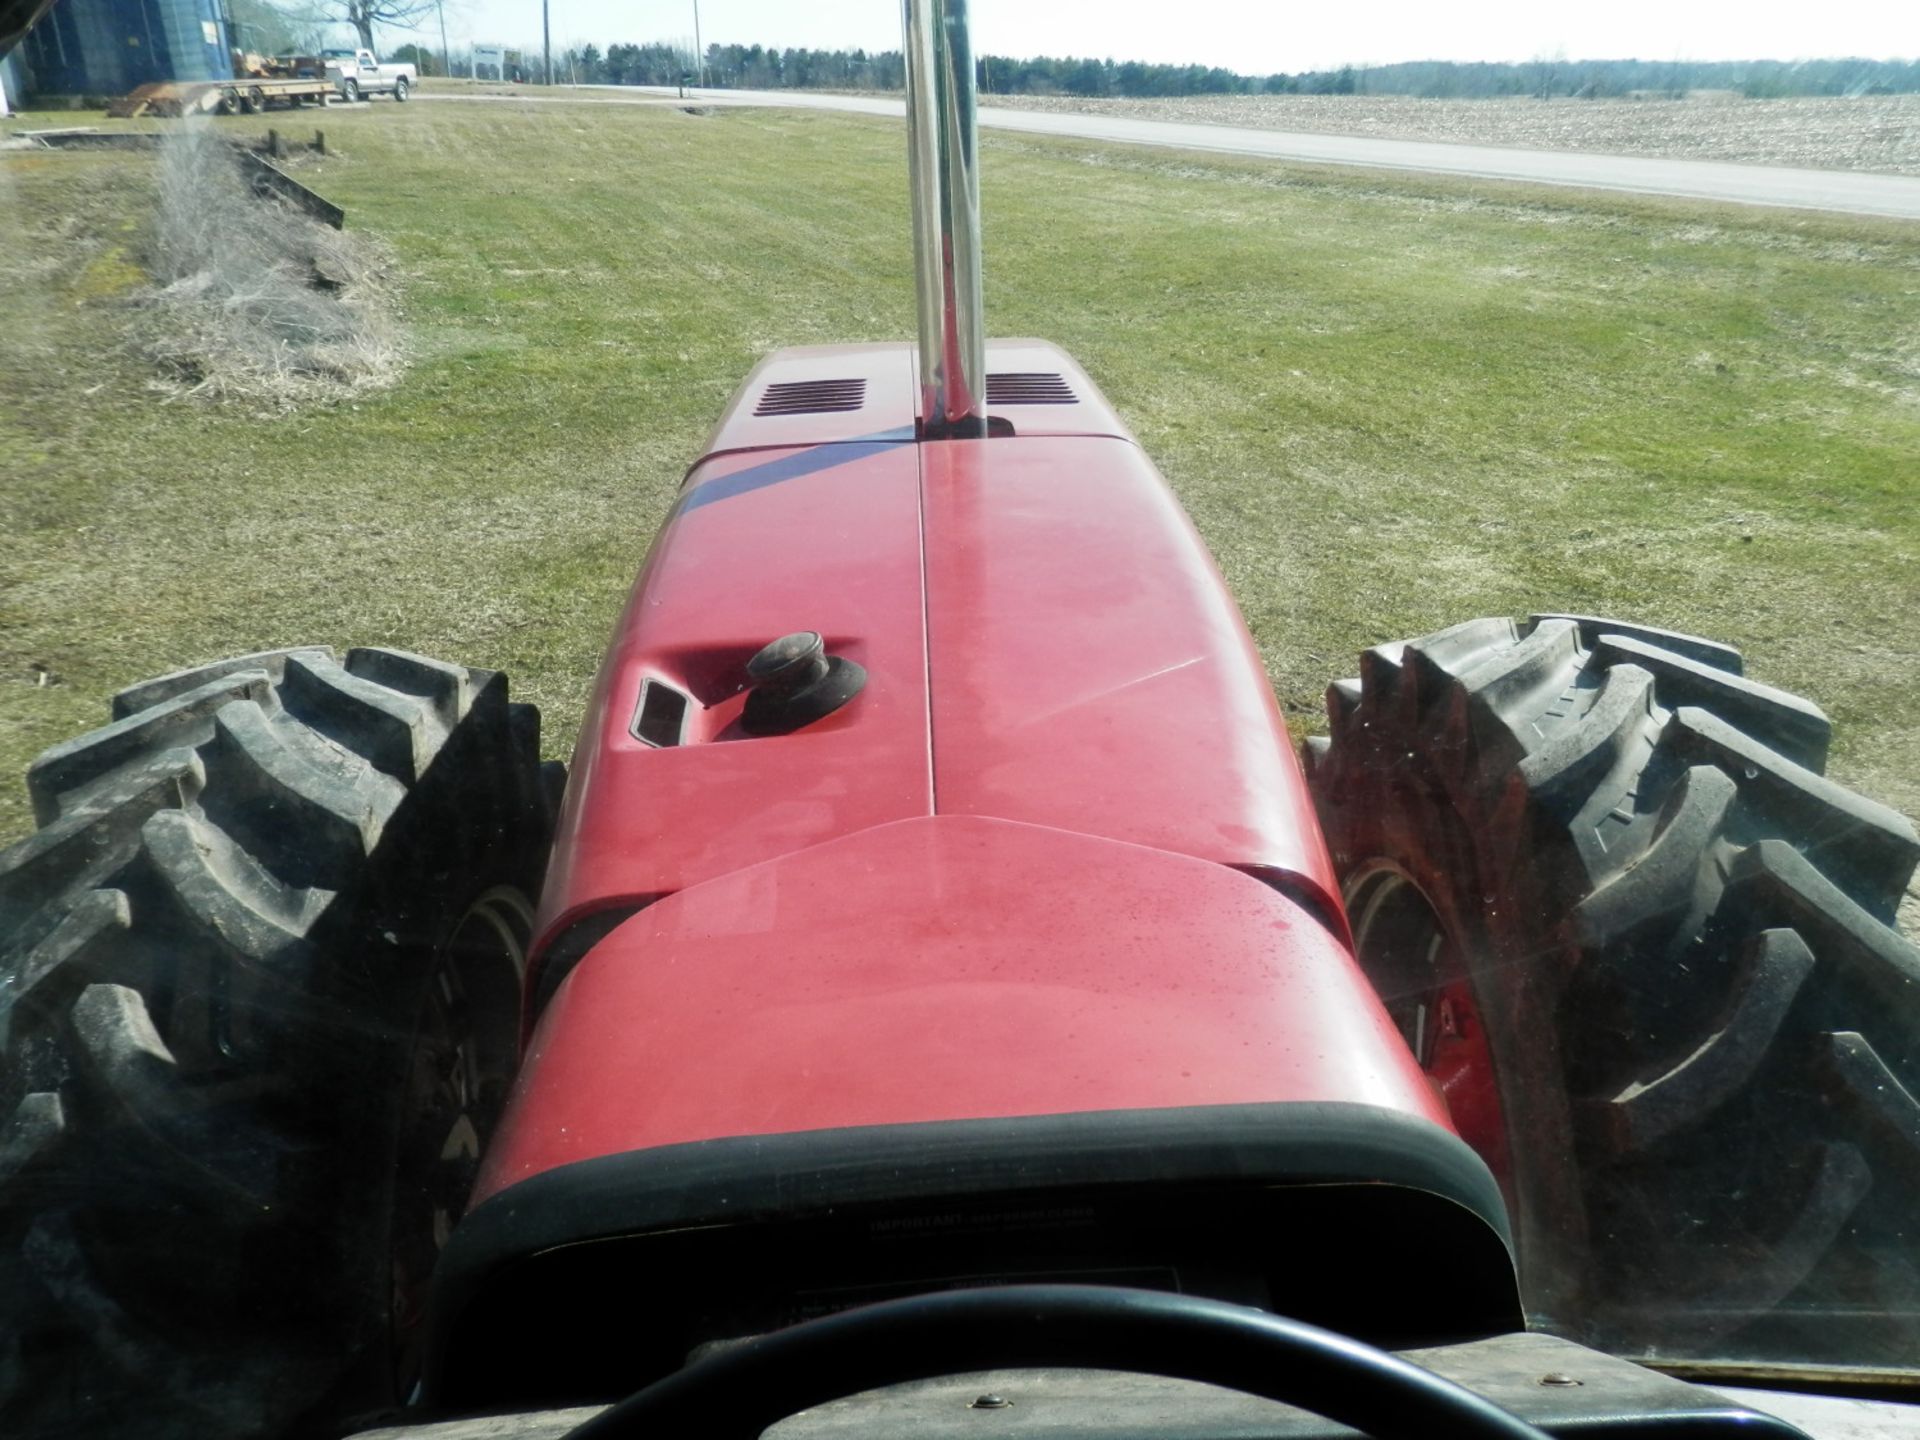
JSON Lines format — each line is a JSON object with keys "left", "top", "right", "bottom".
{"left": 755, "top": 378, "right": 868, "bottom": 416}
{"left": 986, "top": 372, "right": 1076, "bottom": 405}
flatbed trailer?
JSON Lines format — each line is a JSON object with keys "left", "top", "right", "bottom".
{"left": 108, "top": 76, "right": 340, "bottom": 118}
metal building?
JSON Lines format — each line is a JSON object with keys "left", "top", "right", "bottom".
{"left": 16, "top": 0, "right": 233, "bottom": 96}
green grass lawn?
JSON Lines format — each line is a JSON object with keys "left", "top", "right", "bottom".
{"left": 2, "top": 97, "right": 1917, "bottom": 853}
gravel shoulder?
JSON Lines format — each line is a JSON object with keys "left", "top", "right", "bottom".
{"left": 981, "top": 93, "right": 1920, "bottom": 177}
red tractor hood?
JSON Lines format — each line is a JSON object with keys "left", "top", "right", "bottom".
{"left": 479, "top": 814, "right": 1446, "bottom": 1200}
{"left": 505, "top": 340, "right": 1454, "bottom": 1187}
{"left": 533, "top": 342, "right": 1344, "bottom": 984}
{"left": 443, "top": 811, "right": 1515, "bottom": 1410}
{"left": 428, "top": 347, "right": 1519, "bottom": 1408}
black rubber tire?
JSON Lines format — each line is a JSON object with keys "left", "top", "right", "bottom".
{"left": 1305, "top": 614, "right": 1920, "bottom": 1367}
{"left": 393, "top": 76, "right": 410, "bottom": 102}
{"left": 341, "top": 77, "right": 360, "bottom": 103}
{"left": 0, "top": 647, "right": 558, "bottom": 1439}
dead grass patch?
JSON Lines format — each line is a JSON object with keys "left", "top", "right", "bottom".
{"left": 135, "top": 125, "right": 401, "bottom": 405}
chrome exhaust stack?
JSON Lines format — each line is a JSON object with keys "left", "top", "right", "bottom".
{"left": 903, "top": 0, "right": 986, "bottom": 439}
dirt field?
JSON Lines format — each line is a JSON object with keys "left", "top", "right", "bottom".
{"left": 984, "top": 93, "right": 1920, "bottom": 176}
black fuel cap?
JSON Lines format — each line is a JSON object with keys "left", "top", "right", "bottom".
{"left": 742, "top": 631, "right": 867, "bottom": 735}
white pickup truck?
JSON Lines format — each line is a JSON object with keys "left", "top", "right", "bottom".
{"left": 320, "top": 47, "right": 417, "bottom": 103}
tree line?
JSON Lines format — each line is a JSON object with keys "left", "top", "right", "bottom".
{"left": 515, "top": 45, "right": 1920, "bottom": 100}
{"left": 222, "top": 0, "right": 1920, "bottom": 98}
{"left": 287, "top": 19, "right": 1920, "bottom": 102}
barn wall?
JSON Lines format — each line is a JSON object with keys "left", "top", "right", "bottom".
{"left": 23, "top": 0, "right": 232, "bottom": 95}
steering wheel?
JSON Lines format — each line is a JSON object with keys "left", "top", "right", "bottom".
{"left": 564, "top": 1284, "right": 1552, "bottom": 1440}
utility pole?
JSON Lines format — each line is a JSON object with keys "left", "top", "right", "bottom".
{"left": 542, "top": 0, "right": 552, "bottom": 85}
{"left": 692, "top": 0, "right": 704, "bottom": 87}
{"left": 436, "top": 0, "right": 449, "bottom": 80}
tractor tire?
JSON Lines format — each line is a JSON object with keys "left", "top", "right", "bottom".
{"left": 1304, "top": 614, "right": 1920, "bottom": 1367}
{"left": 0, "top": 647, "right": 558, "bottom": 1439}
{"left": 393, "top": 76, "right": 410, "bottom": 102}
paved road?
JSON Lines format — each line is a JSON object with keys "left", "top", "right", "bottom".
{"left": 425, "top": 85, "right": 1920, "bottom": 220}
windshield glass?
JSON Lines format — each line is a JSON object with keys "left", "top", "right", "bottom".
{"left": 1, "top": 1, "right": 1917, "bottom": 1435}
